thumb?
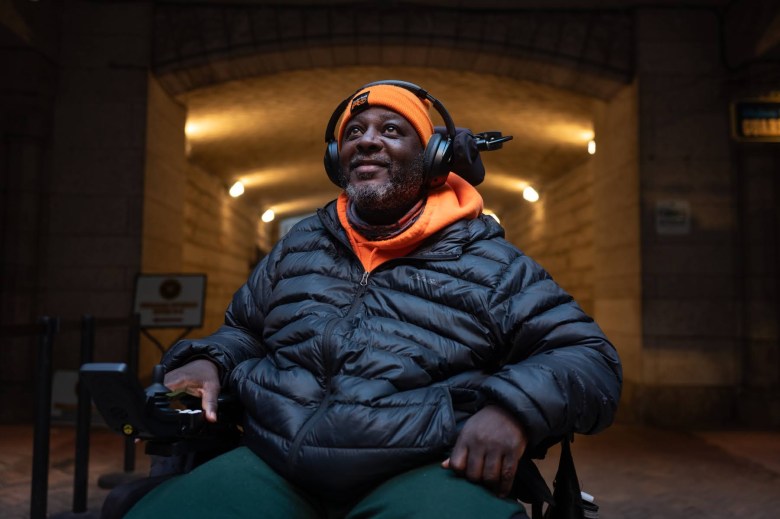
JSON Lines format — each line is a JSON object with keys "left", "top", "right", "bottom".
{"left": 201, "top": 387, "right": 219, "bottom": 423}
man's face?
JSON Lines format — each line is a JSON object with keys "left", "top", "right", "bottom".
{"left": 339, "top": 107, "right": 426, "bottom": 222}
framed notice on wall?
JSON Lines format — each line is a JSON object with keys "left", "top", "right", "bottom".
{"left": 133, "top": 274, "right": 206, "bottom": 329}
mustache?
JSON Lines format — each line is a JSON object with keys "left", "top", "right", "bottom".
{"left": 348, "top": 155, "right": 391, "bottom": 170}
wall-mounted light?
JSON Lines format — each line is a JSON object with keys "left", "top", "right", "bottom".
{"left": 587, "top": 139, "right": 596, "bottom": 155}
{"left": 522, "top": 186, "right": 540, "bottom": 203}
{"left": 261, "top": 209, "right": 275, "bottom": 223}
{"left": 229, "top": 181, "right": 245, "bottom": 198}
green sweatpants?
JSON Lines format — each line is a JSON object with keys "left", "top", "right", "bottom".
{"left": 124, "top": 447, "right": 528, "bottom": 518}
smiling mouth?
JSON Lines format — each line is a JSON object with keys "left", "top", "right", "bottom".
{"left": 350, "top": 159, "right": 391, "bottom": 178}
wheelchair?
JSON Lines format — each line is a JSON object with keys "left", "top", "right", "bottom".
{"left": 81, "top": 363, "right": 592, "bottom": 519}
{"left": 79, "top": 363, "right": 243, "bottom": 519}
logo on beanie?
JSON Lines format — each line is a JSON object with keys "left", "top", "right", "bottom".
{"left": 351, "top": 92, "right": 370, "bottom": 113}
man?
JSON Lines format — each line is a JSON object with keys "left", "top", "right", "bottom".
{"left": 126, "top": 81, "right": 622, "bottom": 518}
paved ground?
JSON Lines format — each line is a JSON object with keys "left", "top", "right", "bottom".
{"left": 0, "top": 422, "right": 778, "bottom": 518}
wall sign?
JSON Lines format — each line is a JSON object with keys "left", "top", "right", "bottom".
{"left": 655, "top": 200, "right": 691, "bottom": 235}
{"left": 133, "top": 274, "right": 206, "bottom": 328}
{"left": 731, "top": 99, "right": 780, "bottom": 142}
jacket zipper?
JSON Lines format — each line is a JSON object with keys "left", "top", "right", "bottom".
{"left": 286, "top": 270, "right": 370, "bottom": 474}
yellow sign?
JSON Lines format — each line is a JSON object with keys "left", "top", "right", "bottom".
{"left": 731, "top": 99, "right": 780, "bottom": 142}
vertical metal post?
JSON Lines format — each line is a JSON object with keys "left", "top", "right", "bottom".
{"left": 30, "top": 316, "right": 58, "bottom": 519}
{"left": 72, "top": 314, "right": 95, "bottom": 512}
{"left": 123, "top": 313, "right": 141, "bottom": 472}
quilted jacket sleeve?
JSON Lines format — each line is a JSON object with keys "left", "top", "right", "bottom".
{"left": 161, "top": 254, "right": 273, "bottom": 386}
{"left": 480, "top": 252, "right": 623, "bottom": 452}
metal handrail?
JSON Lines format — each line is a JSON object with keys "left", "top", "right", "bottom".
{"left": 17, "top": 314, "right": 138, "bottom": 519}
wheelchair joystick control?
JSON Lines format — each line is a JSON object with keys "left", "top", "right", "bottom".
{"left": 79, "top": 362, "right": 242, "bottom": 458}
{"left": 146, "top": 364, "right": 172, "bottom": 406}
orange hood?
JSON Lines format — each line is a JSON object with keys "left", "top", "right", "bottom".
{"left": 337, "top": 174, "right": 484, "bottom": 272}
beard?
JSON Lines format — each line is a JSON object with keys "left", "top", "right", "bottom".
{"left": 344, "top": 152, "right": 426, "bottom": 223}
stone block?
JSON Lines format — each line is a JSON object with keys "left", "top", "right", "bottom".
{"left": 594, "top": 297, "right": 642, "bottom": 337}
{"left": 53, "top": 100, "right": 147, "bottom": 151}
{"left": 45, "top": 234, "right": 141, "bottom": 268}
{"left": 144, "top": 159, "right": 186, "bottom": 209}
{"left": 49, "top": 147, "right": 145, "bottom": 195}
{"left": 4, "top": 192, "right": 41, "bottom": 233}
{"left": 141, "top": 236, "right": 183, "bottom": 272}
{"left": 643, "top": 297, "right": 739, "bottom": 338}
{"left": 642, "top": 340, "right": 739, "bottom": 385}
{"left": 42, "top": 265, "right": 128, "bottom": 291}
{"left": 641, "top": 159, "right": 733, "bottom": 192}
{"left": 743, "top": 339, "right": 780, "bottom": 387}
{"left": 746, "top": 301, "right": 779, "bottom": 340}
{"left": 58, "top": 68, "right": 148, "bottom": 103}
{"left": 143, "top": 197, "right": 184, "bottom": 242}
{"left": 48, "top": 195, "right": 131, "bottom": 234}
{"left": 637, "top": 11, "right": 720, "bottom": 73}
{"left": 642, "top": 241, "right": 736, "bottom": 275}
{"left": 594, "top": 273, "right": 642, "bottom": 300}
{"left": 643, "top": 273, "right": 739, "bottom": 299}
{"left": 637, "top": 384, "right": 737, "bottom": 427}
{"left": 594, "top": 243, "right": 641, "bottom": 276}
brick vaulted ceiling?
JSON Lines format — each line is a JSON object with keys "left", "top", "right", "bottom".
{"left": 151, "top": 1, "right": 644, "bottom": 221}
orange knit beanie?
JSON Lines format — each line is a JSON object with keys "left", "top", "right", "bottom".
{"left": 337, "top": 84, "right": 434, "bottom": 149}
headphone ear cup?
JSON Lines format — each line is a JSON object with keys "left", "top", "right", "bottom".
{"left": 324, "top": 140, "right": 344, "bottom": 188}
{"left": 423, "top": 134, "right": 453, "bottom": 189}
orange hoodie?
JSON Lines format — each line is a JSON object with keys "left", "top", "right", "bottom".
{"left": 337, "top": 174, "right": 484, "bottom": 272}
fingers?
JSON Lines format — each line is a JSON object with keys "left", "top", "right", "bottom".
{"left": 200, "top": 383, "right": 220, "bottom": 423}
{"left": 446, "top": 440, "right": 469, "bottom": 474}
{"left": 465, "top": 448, "right": 485, "bottom": 483}
{"left": 444, "top": 441, "right": 520, "bottom": 498}
{"left": 162, "top": 369, "right": 187, "bottom": 393}
{"left": 161, "top": 360, "right": 221, "bottom": 422}
{"left": 481, "top": 451, "right": 502, "bottom": 493}
{"left": 461, "top": 454, "right": 518, "bottom": 497}
{"left": 498, "top": 454, "right": 519, "bottom": 498}
{"left": 447, "top": 442, "right": 489, "bottom": 487}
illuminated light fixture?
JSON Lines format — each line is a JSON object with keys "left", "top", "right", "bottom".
{"left": 523, "top": 186, "right": 540, "bottom": 203}
{"left": 229, "top": 181, "right": 245, "bottom": 198}
{"left": 587, "top": 139, "right": 596, "bottom": 155}
{"left": 184, "top": 121, "right": 200, "bottom": 137}
{"left": 261, "top": 209, "right": 275, "bottom": 223}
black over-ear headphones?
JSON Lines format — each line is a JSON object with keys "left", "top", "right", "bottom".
{"left": 323, "top": 80, "right": 456, "bottom": 190}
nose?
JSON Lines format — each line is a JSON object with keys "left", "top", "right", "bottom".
{"left": 356, "top": 126, "right": 382, "bottom": 152}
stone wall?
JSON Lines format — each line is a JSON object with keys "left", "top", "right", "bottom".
{"left": 36, "top": 1, "right": 152, "bottom": 372}
{"left": 181, "top": 161, "right": 258, "bottom": 342}
{"left": 505, "top": 162, "right": 596, "bottom": 317}
{"left": 0, "top": 4, "right": 60, "bottom": 420}
{"left": 735, "top": 147, "right": 780, "bottom": 425}
{"left": 635, "top": 8, "right": 739, "bottom": 425}
{"left": 138, "top": 75, "right": 186, "bottom": 372}
{"left": 592, "top": 83, "right": 642, "bottom": 422}
{"left": 138, "top": 76, "right": 258, "bottom": 375}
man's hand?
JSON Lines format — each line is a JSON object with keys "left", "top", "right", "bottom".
{"left": 163, "top": 359, "right": 221, "bottom": 423}
{"left": 442, "top": 404, "right": 527, "bottom": 498}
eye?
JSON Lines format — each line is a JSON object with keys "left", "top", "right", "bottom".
{"left": 344, "top": 125, "right": 362, "bottom": 140}
{"left": 383, "top": 124, "right": 401, "bottom": 135}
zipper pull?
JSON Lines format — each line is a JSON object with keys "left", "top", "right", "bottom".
{"left": 360, "top": 271, "right": 369, "bottom": 286}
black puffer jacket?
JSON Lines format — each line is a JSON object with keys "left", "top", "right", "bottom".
{"left": 163, "top": 201, "right": 622, "bottom": 500}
